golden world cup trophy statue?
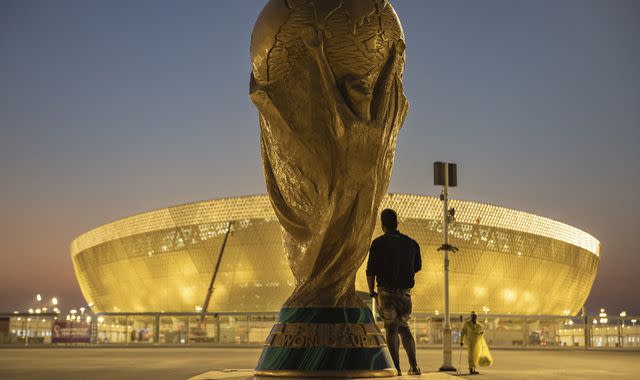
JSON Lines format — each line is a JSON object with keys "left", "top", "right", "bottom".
{"left": 250, "top": 0, "right": 408, "bottom": 376}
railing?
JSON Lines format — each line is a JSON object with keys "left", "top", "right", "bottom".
{"left": 2, "top": 312, "right": 639, "bottom": 349}
{"left": 92, "top": 312, "right": 277, "bottom": 345}
{"left": 411, "top": 314, "right": 640, "bottom": 349}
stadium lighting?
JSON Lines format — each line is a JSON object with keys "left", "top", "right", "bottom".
{"left": 597, "top": 309, "right": 608, "bottom": 324}
{"left": 52, "top": 297, "right": 58, "bottom": 305}
{"left": 36, "top": 294, "right": 42, "bottom": 302}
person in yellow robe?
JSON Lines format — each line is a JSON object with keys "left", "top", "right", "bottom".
{"left": 460, "top": 311, "right": 484, "bottom": 374}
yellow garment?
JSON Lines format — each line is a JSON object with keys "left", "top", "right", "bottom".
{"left": 478, "top": 336, "right": 493, "bottom": 367}
{"left": 460, "top": 320, "right": 484, "bottom": 369}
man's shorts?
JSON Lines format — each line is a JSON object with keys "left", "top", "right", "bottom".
{"left": 377, "top": 288, "right": 412, "bottom": 327}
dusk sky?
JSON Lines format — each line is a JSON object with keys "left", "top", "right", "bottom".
{"left": 1, "top": 0, "right": 639, "bottom": 315}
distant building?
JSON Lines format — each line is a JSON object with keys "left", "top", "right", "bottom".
{"left": 71, "top": 194, "right": 599, "bottom": 316}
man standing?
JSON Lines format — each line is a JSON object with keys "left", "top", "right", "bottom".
{"left": 367, "top": 208, "right": 422, "bottom": 376}
{"left": 460, "top": 311, "right": 484, "bottom": 375}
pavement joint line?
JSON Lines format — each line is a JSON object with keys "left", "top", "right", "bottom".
{"left": 187, "top": 370, "right": 458, "bottom": 380}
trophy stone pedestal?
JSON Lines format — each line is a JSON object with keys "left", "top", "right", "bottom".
{"left": 255, "top": 307, "right": 396, "bottom": 378}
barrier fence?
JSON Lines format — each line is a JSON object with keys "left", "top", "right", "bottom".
{"left": 1, "top": 312, "right": 638, "bottom": 349}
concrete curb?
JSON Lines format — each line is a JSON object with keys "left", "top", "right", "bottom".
{"left": 1, "top": 344, "right": 638, "bottom": 352}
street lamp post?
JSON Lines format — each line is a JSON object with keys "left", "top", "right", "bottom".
{"left": 434, "top": 162, "right": 458, "bottom": 372}
{"left": 25, "top": 318, "right": 31, "bottom": 346}
{"left": 27, "top": 294, "right": 43, "bottom": 345}
{"left": 619, "top": 311, "right": 627, "bottom": 348}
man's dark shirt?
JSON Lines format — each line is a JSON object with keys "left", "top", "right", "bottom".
{"left": 366, "top": 230, "right": 422, "bottom": 290}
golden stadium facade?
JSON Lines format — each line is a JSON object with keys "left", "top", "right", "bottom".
{"left": 70, "top": 194, "right": 599, "bottom": 316}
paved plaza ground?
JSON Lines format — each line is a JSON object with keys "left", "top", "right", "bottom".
{"left": 0, "top": 347, "right": 638, "bottom": 380}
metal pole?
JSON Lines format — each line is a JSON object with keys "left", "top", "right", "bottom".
{"left": 618, "top": 319, "right": 623, "bottom": 348}
{"left": 24, "top": 319, "right": 29, "bottom": 347}
{"left": 91, "top": 319, "right": 97, "bottom": 344}
{"left": 154, "top": 314, "right": 160, "bottom": 344}
{"left": 186, "top": 317, "right": 191, "bottom": 344}
{"left": 215, "top": 315, "right": 221, "bottom": 344}
{"left": 583, "top": 307, "right": 590, "bottom": 349}
{"left": 440, "top": 163, "right": 456, "bottom": 371}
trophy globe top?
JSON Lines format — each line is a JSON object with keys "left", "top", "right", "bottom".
{"left": 251, "top": 0, "right": 405, "bottom": 90}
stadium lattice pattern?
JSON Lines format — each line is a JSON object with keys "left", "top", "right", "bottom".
{"left": 71, "top": 194, "right": 599, "bottom": 315}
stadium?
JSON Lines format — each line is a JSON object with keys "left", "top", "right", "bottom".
{"left": 71, "top": 193, "right": 599, "bottom": 317}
